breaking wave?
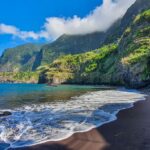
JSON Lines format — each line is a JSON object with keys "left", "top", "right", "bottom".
{"left": 0, "top": 89, "right": 146, "bottom": 149}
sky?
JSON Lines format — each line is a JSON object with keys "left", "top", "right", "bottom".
{"left": 0, "top": 0, "right": 136, "bottom": 55}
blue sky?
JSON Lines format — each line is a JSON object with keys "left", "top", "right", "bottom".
{"left": 0, "top": 0, "right": 135, "bottom": 55}
{"left": 0, "top": 0, "right": 101, "bottom": 54}
{"left": 0, "top": 0, "right": 101, "bottom": 31}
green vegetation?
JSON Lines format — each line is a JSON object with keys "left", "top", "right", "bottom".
{"left": 40, "top": 32, "right": 108, "bottom": 65}
{"left": 0, "top": 43, "right": 42, "bottom": 72}
{"left": 133, "top": 9, "right": 150, "bottom": 24}
{"left": 38, "top": 44, "right": 118, "bottom": 84}
{"left": 123, "top": 27, "right": 132, "bottom": 37}
{"left": 121, "top": 40, "right": 150, "bottom": 65}
{"left": 0, "top": 3, "right": 149, "bottom": 88}
{"left": 0, "top": 72, "right": 39, "bottom": 83}
{"left": 39, "top": 9, "right": 150, "bottom": 88}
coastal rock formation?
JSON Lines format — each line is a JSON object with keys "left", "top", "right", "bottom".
{"left": 0, "top": 43, "right": 42, "bottom": 72}
{"left": 0, "top": 0, "right": 149, "bottom": 88}
{"left": 0, "top": 72, "right": 39, "bottom": 83}
{"left": 38, "top": 7, "right": 150, "bottom": 88}
{"left": 0, "top": 111, "right": 11, "bottom": 117}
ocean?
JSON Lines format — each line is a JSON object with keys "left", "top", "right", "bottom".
{"left": 0, "top": 84, "right": 145, "bottom": 150}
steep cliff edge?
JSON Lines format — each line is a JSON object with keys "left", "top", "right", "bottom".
{"left": 0, "top": 43, "right": 42, "bottom": 72}
{"left": 39, "top": 9, "right": 150, "bottom": 88}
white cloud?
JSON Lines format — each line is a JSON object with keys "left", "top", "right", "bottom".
{"left": 0, "top": 0, "right": 136, "bottom": 40}
{"left": 43, "top": 0, "right": 136, "bottom": 39}
{"left": 0, "top": 24, "right": 40, "bottom": 40}
{"left": 0, "top": 24, "right": 18, "bottom": 35}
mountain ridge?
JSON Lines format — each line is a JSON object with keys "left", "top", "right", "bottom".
{"left": 1, "top": 0, "right": 148, "bottom": 72}
{"left": 38, "top": 5, "right": 150, "bottom": 88}
{"left": 0, "top": 43, "right": 43, "bottom": 72}
{"left": 0, "top": 0, "right": 149, "bottom": 88}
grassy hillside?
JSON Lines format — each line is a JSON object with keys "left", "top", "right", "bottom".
{"left": 39, "top": 9, "right": 150, "bottom": 88}
{"left": 0, "top": 43, "right": 42, "bottom": 72}
{"left": 40, "top": 0, "right": 150, "bottom": 66}
{"left": 114, "top": 9, "right": 150, "bottom": 87}
{"left": 1, "top": 0, "right": 149, "bottom": 74}
{"left": 0, "top": 72, "right": 39, "bottom": 83}
{"left": 0, "top": 0, "right": 149, "bottom": 88}
{"left": 39, "top": 32, "right": 108, "bottom": 65}
{"left": 104, "top": 0, "right": 150, "bottom": 44}
{"left": 38, "top": 44, "right": 117, "bottom": 84}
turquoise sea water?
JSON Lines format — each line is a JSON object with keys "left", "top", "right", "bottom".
{"left": 0, "top": 84, "right": 145, "bottom": 150}
{"left": 0, "top": 84, "right": 98, "bottom": 109}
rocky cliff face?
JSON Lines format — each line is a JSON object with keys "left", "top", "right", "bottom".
{"left": 113, "top": 9, "right": 150, "bottom": 87}
{"left": 2, "top": 0, "right": 148, "bottom": 73}
{"left": 36, "top": 31, "right": 112, "bottom": 66}
{"left": 0, "top": 31, "right": 114, "bottom": 72}
{"left": 39, "top": 7, "right": 150, "bottom": 88}
{"left": 104, "top": 0, "right": 150, "bottom": 44}
{"left": 38, "top": 0, "right": 150, "bottom": 68}
{"left": 0, "top": 72, "right": 39, "bottom": 83}
{"left": 0, "top": 0, "right": 149, "bottom": 88}
{"left": 0, "top": 43, "right": 42, "bottom": 72}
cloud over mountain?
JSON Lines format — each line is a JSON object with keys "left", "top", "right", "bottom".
{"left": 0, "top": 0, "right": 136, "bottom": 40}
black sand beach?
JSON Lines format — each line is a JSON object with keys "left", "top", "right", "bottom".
{"left": 12, "top": 90, "right": 150, "bottom": 150}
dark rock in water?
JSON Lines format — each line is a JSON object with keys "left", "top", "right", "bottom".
{"left": 0, "top": 111, "right": 12, "bottom": 117}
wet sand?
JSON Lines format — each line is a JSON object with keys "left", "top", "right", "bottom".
{"left": 13, "top": 91, "right": 150, "bottom": 150}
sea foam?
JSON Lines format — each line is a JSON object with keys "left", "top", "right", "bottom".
{"left": 0, "top": 89, "right": 146, "bottom": 149}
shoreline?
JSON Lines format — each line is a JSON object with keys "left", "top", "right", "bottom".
{"left": 10, "top": 90, "right": 150, "bottom": 150}
{"left": 9, "top": 101, "right": 141, "bottom": 149}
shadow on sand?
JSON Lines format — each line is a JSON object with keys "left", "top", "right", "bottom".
{"left": 8, "top": 99, "right": 150, "bottom": 150}
{"left": 5, "top": 101, "right": 138, "bottom": 150}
